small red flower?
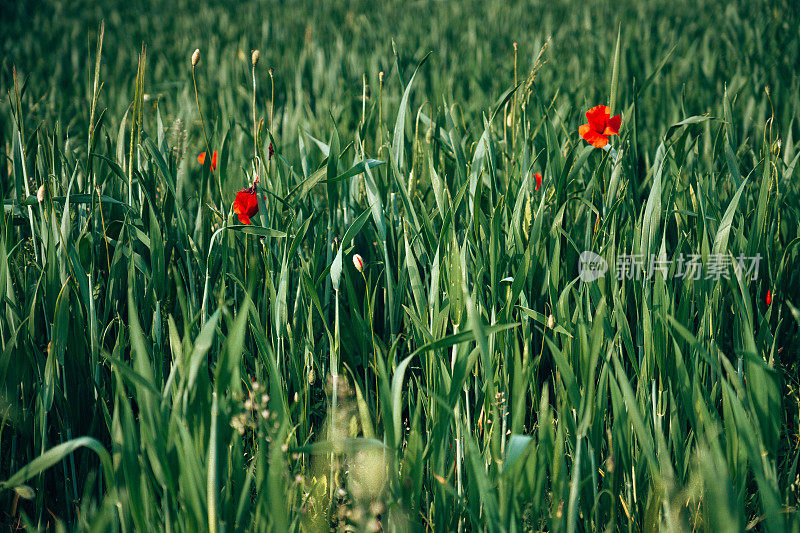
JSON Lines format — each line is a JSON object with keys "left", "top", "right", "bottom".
{"left": 578, "top": 105, "right": 621, "bottom": 148}
{"left": 766, "top": 289, "right": 772, "bottom": 306}
{"left": 534, "top": 172, "right": 542, "bottom": 191}
{"left": 268, "top": 143, "right": 274, "bottom": 160}
{"left": 233, "top": 185, "right": 259, "bottom": 225}
{"left": 198, "top": 151, "right": 218, "bottom": 171}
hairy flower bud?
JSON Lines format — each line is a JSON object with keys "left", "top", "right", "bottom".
{"left": 251, "top": 49, "right": 260, "bottom": 67}
{"left": 523, "top": 196, "right": 532, "bottom": 240}
{"left": 37, "top": 184, "right": 46, "bottom": 203}
{"left": 353, "top": 254, "right": 365, "bottom": 273}
{"left": 191, "top": 49, "right": 201, "bottom": 67}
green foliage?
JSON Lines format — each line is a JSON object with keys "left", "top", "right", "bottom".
{"left": 1, "top": 0, "right": 800, "bottom": 530}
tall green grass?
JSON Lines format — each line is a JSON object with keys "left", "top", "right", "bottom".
{"left": 1, "top": 0, "right": 799, "bottom": 530}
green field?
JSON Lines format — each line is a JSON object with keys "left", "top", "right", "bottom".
{"left": 2, "top": 0, "right": 800, "bottom": 530}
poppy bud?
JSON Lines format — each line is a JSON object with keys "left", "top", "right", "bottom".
{"left": 523, "top": 197, "right": 532, "bottom": 239}
{"left": 547, "top": 315, "right": 555, "bottom": 329}
{"left": 766, "top": 290, "right": 772, "bottom": 306}
{"left": 353, "top": 254, "right": 365, "bottom": 273}
{"left": 37, "top": 184, "right": 46, "bottom": 203}
{"left": 191, "top": 49, "right": 201, "bottom": 67}
{"left": 251, "top": 49, "right": 260, "bottom": 67}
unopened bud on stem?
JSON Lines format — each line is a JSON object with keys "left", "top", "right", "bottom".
{"left": 191, "top": 49, "right": 201, "bottom": 67}
{"left": 251, "top": 49, "right": 260, "bottom": 67}
{"left": 353, "top": 254, "right": 365, "bottom": 273}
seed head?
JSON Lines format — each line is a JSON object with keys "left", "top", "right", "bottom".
{"left": 547, "top": 315, "right": 555, "bottom": 329}
{"left": 251, "top": 49, "right": 260, "bottom": 67}
{"left": 353, "top": 254, "right": 365, "bottom": 273}
{"left": 37, "top": 184, "right": 46, "bottom": 203}
{"left": 771, "top": 139, "right": 781, "bottom": 157}
{"left": 191, "top": 49, "right": 201, "bottom": 67}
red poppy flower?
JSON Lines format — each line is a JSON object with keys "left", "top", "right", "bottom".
{"left": 233, "top": 187, "right": 259, "bottom": 225}
{"left": 578, "top": 105, "right": 621, "bottom": 148}
{"left": 198, "top": 151, "right": 218, "bottom": 171}
{"left": 534, "top": 172, "right": 542, "bottom": 191}
{"left": 766, "top": 289, "right": 772, "bottom": 306}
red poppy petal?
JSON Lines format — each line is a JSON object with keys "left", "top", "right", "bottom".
{"left": 606, "top": 114, "right": 621, "bottom": 134}
{"left": 579, "top": 123, "right": 609, "bottom": 147}
{"left": 582, "top": 128, "right": 609, "bottom": 148}
{"left": 211, "top": 151, "right": 218, "bottom": 171}
{"left": 233, "top": 189, "right": 260, "bottom": 224}
{"left": 198, "top": 152, "right": 206, "bottom": 165}
{"left": 233, "top": 194, "right": 244, "bottom": 214}
{"left": 586, "top": 105, "right": 609, "bottom": 133}
{"left": 234, "top": 191, "right": 251, "bottom": 214}
{"left": 534, "top": 172, "right": 542, "bottom": 191}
